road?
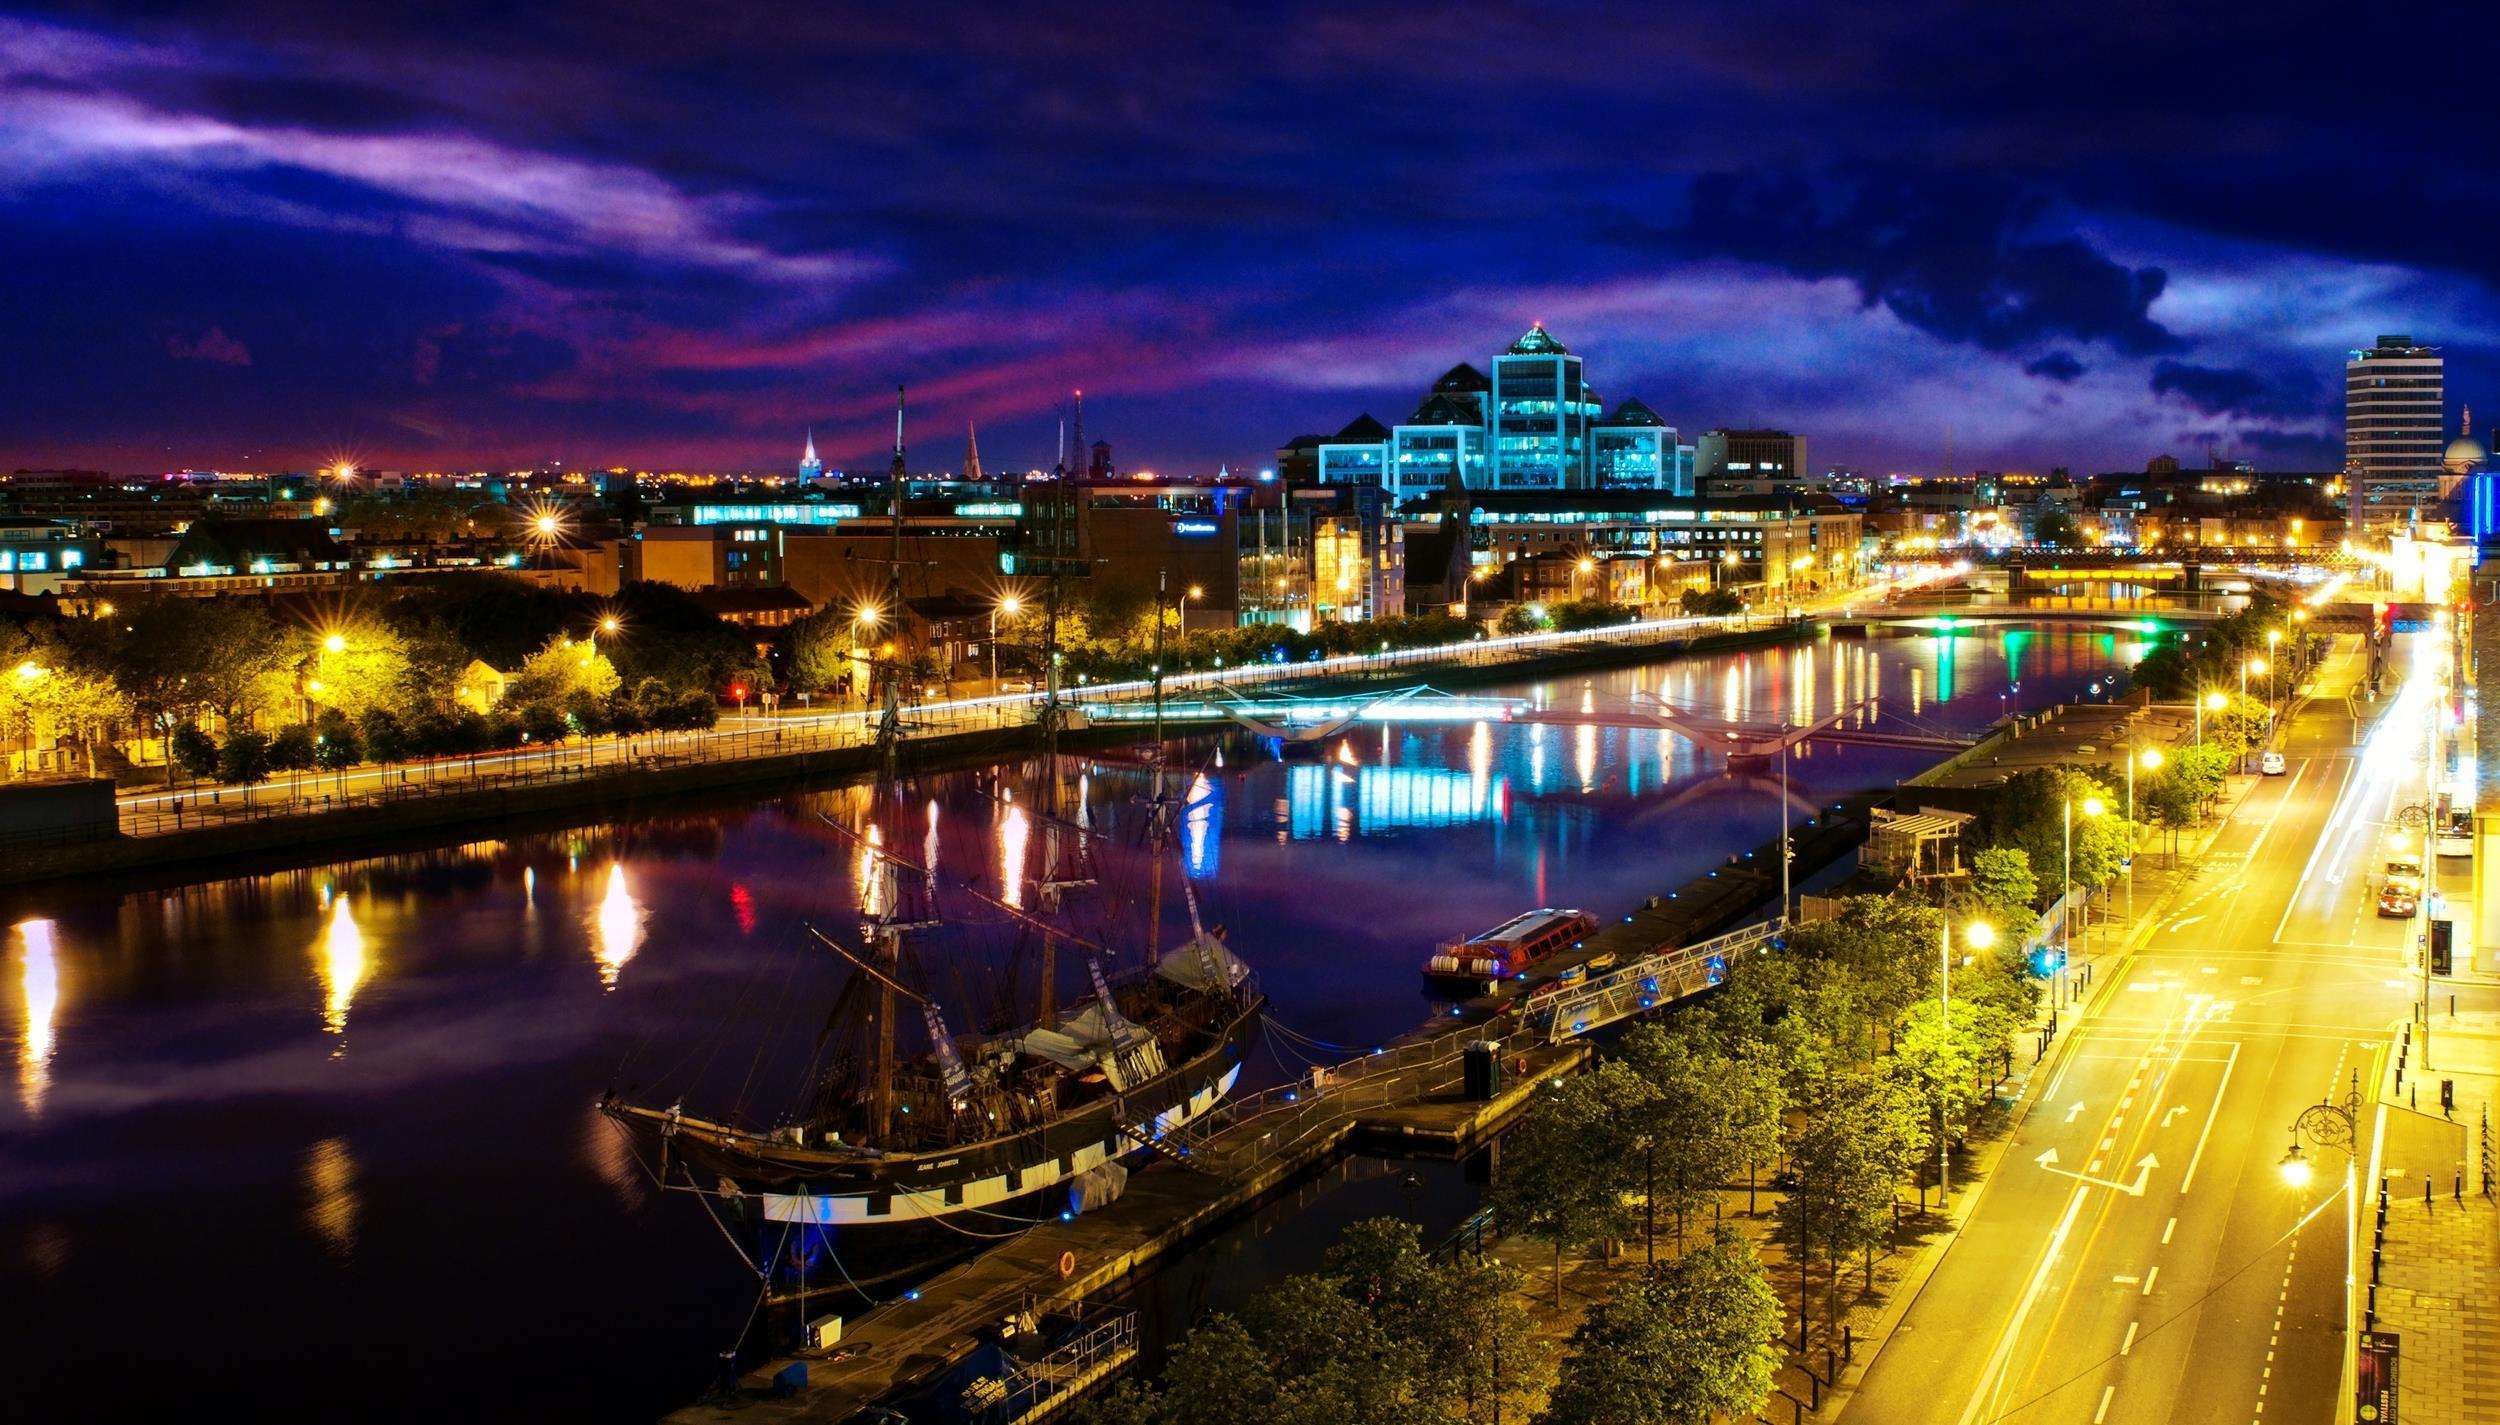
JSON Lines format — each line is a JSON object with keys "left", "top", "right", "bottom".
{"left": 1848, "top": 631, "right": 2468, "bottom": 1425}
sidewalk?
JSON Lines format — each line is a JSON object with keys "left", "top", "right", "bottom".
{"left": 2372, "top": 1009, "right": 2500, "bottom": 1424}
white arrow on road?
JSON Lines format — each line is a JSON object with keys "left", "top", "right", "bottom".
{"left": 2035, "top": 1148, "right": 2160, "bottom": 1197}
{"left": 2066, "top": 1101, "right": 2088, "bottom": 1124}
{"left": 2162, "top": 1105, "right": 2188, "bottom": 1128}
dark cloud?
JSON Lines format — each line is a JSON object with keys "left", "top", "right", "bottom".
{"left": 2149, "top": 361, "right": 2321, "bottom": 421}
{"left": 2026, "top": 351, "right": 2086, "bottom": 382}
{"left": 2, "top": 4, "right": 2494, "bottom": 475}
{"left": 1681, "top": 167, "right": 2179, "bottom": 356}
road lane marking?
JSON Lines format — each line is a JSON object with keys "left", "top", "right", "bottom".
{"left": 2066, "top": 1100, "right": 2086, "bottom": 1123}
{"left": 2163, "top": 1105, "right": 2188, "bottom": 1127}
{"left": 2121, "top": 1321, "right": 2138, "bottom": 1355}
{"left": 2172, "top": 914, "right": 2207, "bottom": 931}
{"left": 2141, "top": 1265, "right": 2158, "bottom": 1296}
{"left": 2179, "top": 1039, "right": 2242, "bottom": 1194}
{"left": 2163, "top": 1216, "right": 2176, "bottom": 1244}
{"left": 1957, "top": 1184, "right": 2091, "bottom": 1425}
{"left": 2095, "top": 1384, "right": 2116, "bottom": 1422}
{"left": 2111, "top": 1274, "right": 2140, "bottom": 1284}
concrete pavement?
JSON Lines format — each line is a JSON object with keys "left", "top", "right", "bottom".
{"left": 1846, "top": 632, "right": 2469, "bottom": 1425}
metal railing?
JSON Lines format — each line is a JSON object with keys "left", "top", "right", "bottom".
{"left": 994, "top": 1312, "right": 1137, "bottom": 1425}
{"left": 1522, "top": 917, "right": 1782, "bottom": 1043}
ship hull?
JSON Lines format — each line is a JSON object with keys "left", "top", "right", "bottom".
{"left": 614, "top": 1000, "right": 1262, "bottom": 1231}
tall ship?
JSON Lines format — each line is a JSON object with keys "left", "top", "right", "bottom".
{"left": 603, "top": 392, "right": 1260, "bottom": 1281}
{"left": 600, "top": 815, "right": 1261, "bottom": 1237}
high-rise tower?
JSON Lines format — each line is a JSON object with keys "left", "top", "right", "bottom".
{"left": 2346, "top": 334, "right": 2445, "bottom": 531}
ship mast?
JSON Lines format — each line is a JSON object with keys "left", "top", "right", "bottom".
{"left": 872, "top": 385, "right": 908, "bottom": 1138}
{"left": 1146, "top": 566, "right": 1170, "bottom": 956}
{"left": 880, "top": 386, "right": 907, "bottom": 782}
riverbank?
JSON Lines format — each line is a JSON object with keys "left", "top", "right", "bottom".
{"left": 0, "top": 617, "right": 1818, "bottom": 897}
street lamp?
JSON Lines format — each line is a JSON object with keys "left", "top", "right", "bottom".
{"left": 2279, "top": 1080, "right": 2365, "bottom": 1377}
{"left": 991, "top": 593, "right": 1023, "bottom": 687}
{"left": 1939, "top": 919, "right": 1996, "bottom": 1197}
{"left": 2198, "top": 689, "right": 2227, "bottom": 745}
{"left": 2061, "top": 795, "right": 2105, "bottom": 1005}
{"left": 2238, "top": 658, "right": 2269, "bottom": 774}
{"left": 323, "top": 633, "right": 347, "bottom": 654}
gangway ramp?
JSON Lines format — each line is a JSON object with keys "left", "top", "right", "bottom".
{"left": 1519, "top": 917, "right": 1784, "bottom": 1043}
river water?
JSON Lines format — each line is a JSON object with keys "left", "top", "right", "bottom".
{"left": 0, "top": 627, "right": 2140, "bottom": 1420}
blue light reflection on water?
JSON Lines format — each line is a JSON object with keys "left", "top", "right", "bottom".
{"left": 0, "top": 630, "right": 2130, "bottom": 1419}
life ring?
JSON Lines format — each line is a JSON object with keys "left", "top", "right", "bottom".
{"left": 1057, "top": 1250, "right": 1077, "bottom": 1279}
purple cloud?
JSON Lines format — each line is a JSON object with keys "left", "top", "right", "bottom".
{"left": 166, "top": 326, "right": 251, "bottom": 366}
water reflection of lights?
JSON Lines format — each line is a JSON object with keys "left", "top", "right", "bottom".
{"left": 858, "top": 825, "right": 888, "bottom": 918}
{"left": 1288, "top": 764, "right": 1501, "bottom": 839}
{"left": 302, "top": 1136, "right": 359, "bottom": 1257}
{"left": 318, "top": 897, "right": 365, "bottom": 1040}
{"left": 1575, "top": 723, "right": 1597, "bottom": 792}
{"left": 1000, "top": 802, "right": 1032, "bottom": 908}
{"left": 17, "top": 918, "right": 59, "bottom": 1117}
{"left": 593, "top": 863, "right": 643, "bottom": 989}
{"left": 1183, "top": 773, "right": 1220, "bottom": 879}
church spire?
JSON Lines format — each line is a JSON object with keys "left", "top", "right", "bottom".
{"left": 965, "top": 421, "right": 984, "bottom": 482}
{"left": 798, "top": 426, "right": 823, "bottom": 481}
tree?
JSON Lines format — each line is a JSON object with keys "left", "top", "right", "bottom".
{"left": 1974, "top": 766, "right": 2134, "bottom": 899}
{"left": 2031, "top": 510, "right": 2081, "bottom": 547}
{"left": 1498, "top": 603, "right": 1552, "bottom": 635}
{"left": 1536, "top": 1228, "right": 1784, "bottom": 1425}
{"left": 1679, "top": 586, "right": 1741, "bottom": 617}
{"left": 104, "top": 598, "right": 289, "bottom": 731}
{"left": 506, "top": 634, "right": 622, "bottom": 710}
{"left": 1778, "top": 1074, "right": 1923, "bottom": 1337}
{"left": 268, "top": 725, "right": 317, "bottom": 790}
{"left": 313, "top": 710, "right": 362, "bottom": 771}
{"left": 216, "top": 729, "right": 273, "bottom": 787}
{"left": 1493, "top": 1070, "right": 1640, "bottom": 1303}
{"left": 781, "top": 605, "right": 857, "bottom": 695}
{"left": 1958, "top": 845, "right": 2039, "bottom": 928}
{"left": 1616, "top": 1024, "right": 1739, "bottom": 1253}
{"left": 170, "top": 724, "right": 220, "bottom": 780}
{"left": 360, "top": 708, "right": 408, "bottom": 764}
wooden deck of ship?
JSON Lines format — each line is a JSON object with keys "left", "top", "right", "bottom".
{"left": 665, "top": 800, "right": 1877, "bottom": 1425}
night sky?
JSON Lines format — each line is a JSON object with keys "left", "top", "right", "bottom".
{"left": 4, "top": 3, "right": 2494, "bottom": 478}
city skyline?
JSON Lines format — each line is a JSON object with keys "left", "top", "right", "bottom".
{"left": 5, "top": 5, "right": 2496, "bottom": 477}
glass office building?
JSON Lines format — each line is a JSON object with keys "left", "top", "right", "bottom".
{"left": 1302, "top": 328, "right": 1692, "bottom": 498}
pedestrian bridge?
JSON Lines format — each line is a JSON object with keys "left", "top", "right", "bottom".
{"left": 1518, "top": 917, "right": 1784, "bottom": 1043}
{"left": 1835, "top": 606, "right": 2221, "bottom": 635}
{"left": 1074, "top": 685, "right": 1974, "bottom": 760}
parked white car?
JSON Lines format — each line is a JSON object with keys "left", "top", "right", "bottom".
{"left": 2260, "top": 750, "right": 2287, "bottom": 776}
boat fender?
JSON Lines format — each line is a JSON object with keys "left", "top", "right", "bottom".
{"left": 1058, "top": 1251, "right": 1077, "bottom": 1279}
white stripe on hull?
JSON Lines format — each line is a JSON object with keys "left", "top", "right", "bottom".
{"left": 763, "top": 1064, "right": 1242, "bottom": 1226}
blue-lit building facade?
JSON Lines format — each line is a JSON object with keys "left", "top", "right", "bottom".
{"left": 1308, "top": 326, "right": 1695, "bottom": 501}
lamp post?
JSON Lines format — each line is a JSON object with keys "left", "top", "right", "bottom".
{"left": 991, "top": 594, "right": 1022, "bottom": 688}
{"left": 2129, "top": 747, "right": 2160, "bottom": 911}
{"left": 2197, "top": 689, "right": 2226, "bottom": 745}
{"left": 2279, "top": 1077, "right": 2365, "bottom": 1400}
{"left": 2062, "top": 795, "right": 2105, "bottom": 1005}
{"left": 2239, "top": 658, "right": 2269, "bottom": 774}
{"left": 1941, "top": 919, "right": 1996, "bottom": 1197}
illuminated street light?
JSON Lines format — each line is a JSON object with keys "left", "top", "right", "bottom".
{"left": 599, "top": 616, "right": 622, "bottom": 636}
{"left": 2279, "top": 1143, "right": 2313, "bottom": 1189}
{"left": 323, "top": 633, "right": 347, "bottom": 654}
{"left": 1938, "top": 917, "right": 1995, "bottom": 1195}
{"left": 14, "top": 661, "right": 46, "bottom": 683}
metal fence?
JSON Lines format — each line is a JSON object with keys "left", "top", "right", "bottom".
{"left": 99, "top": 611, "right": 1761, "bottom": 839}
